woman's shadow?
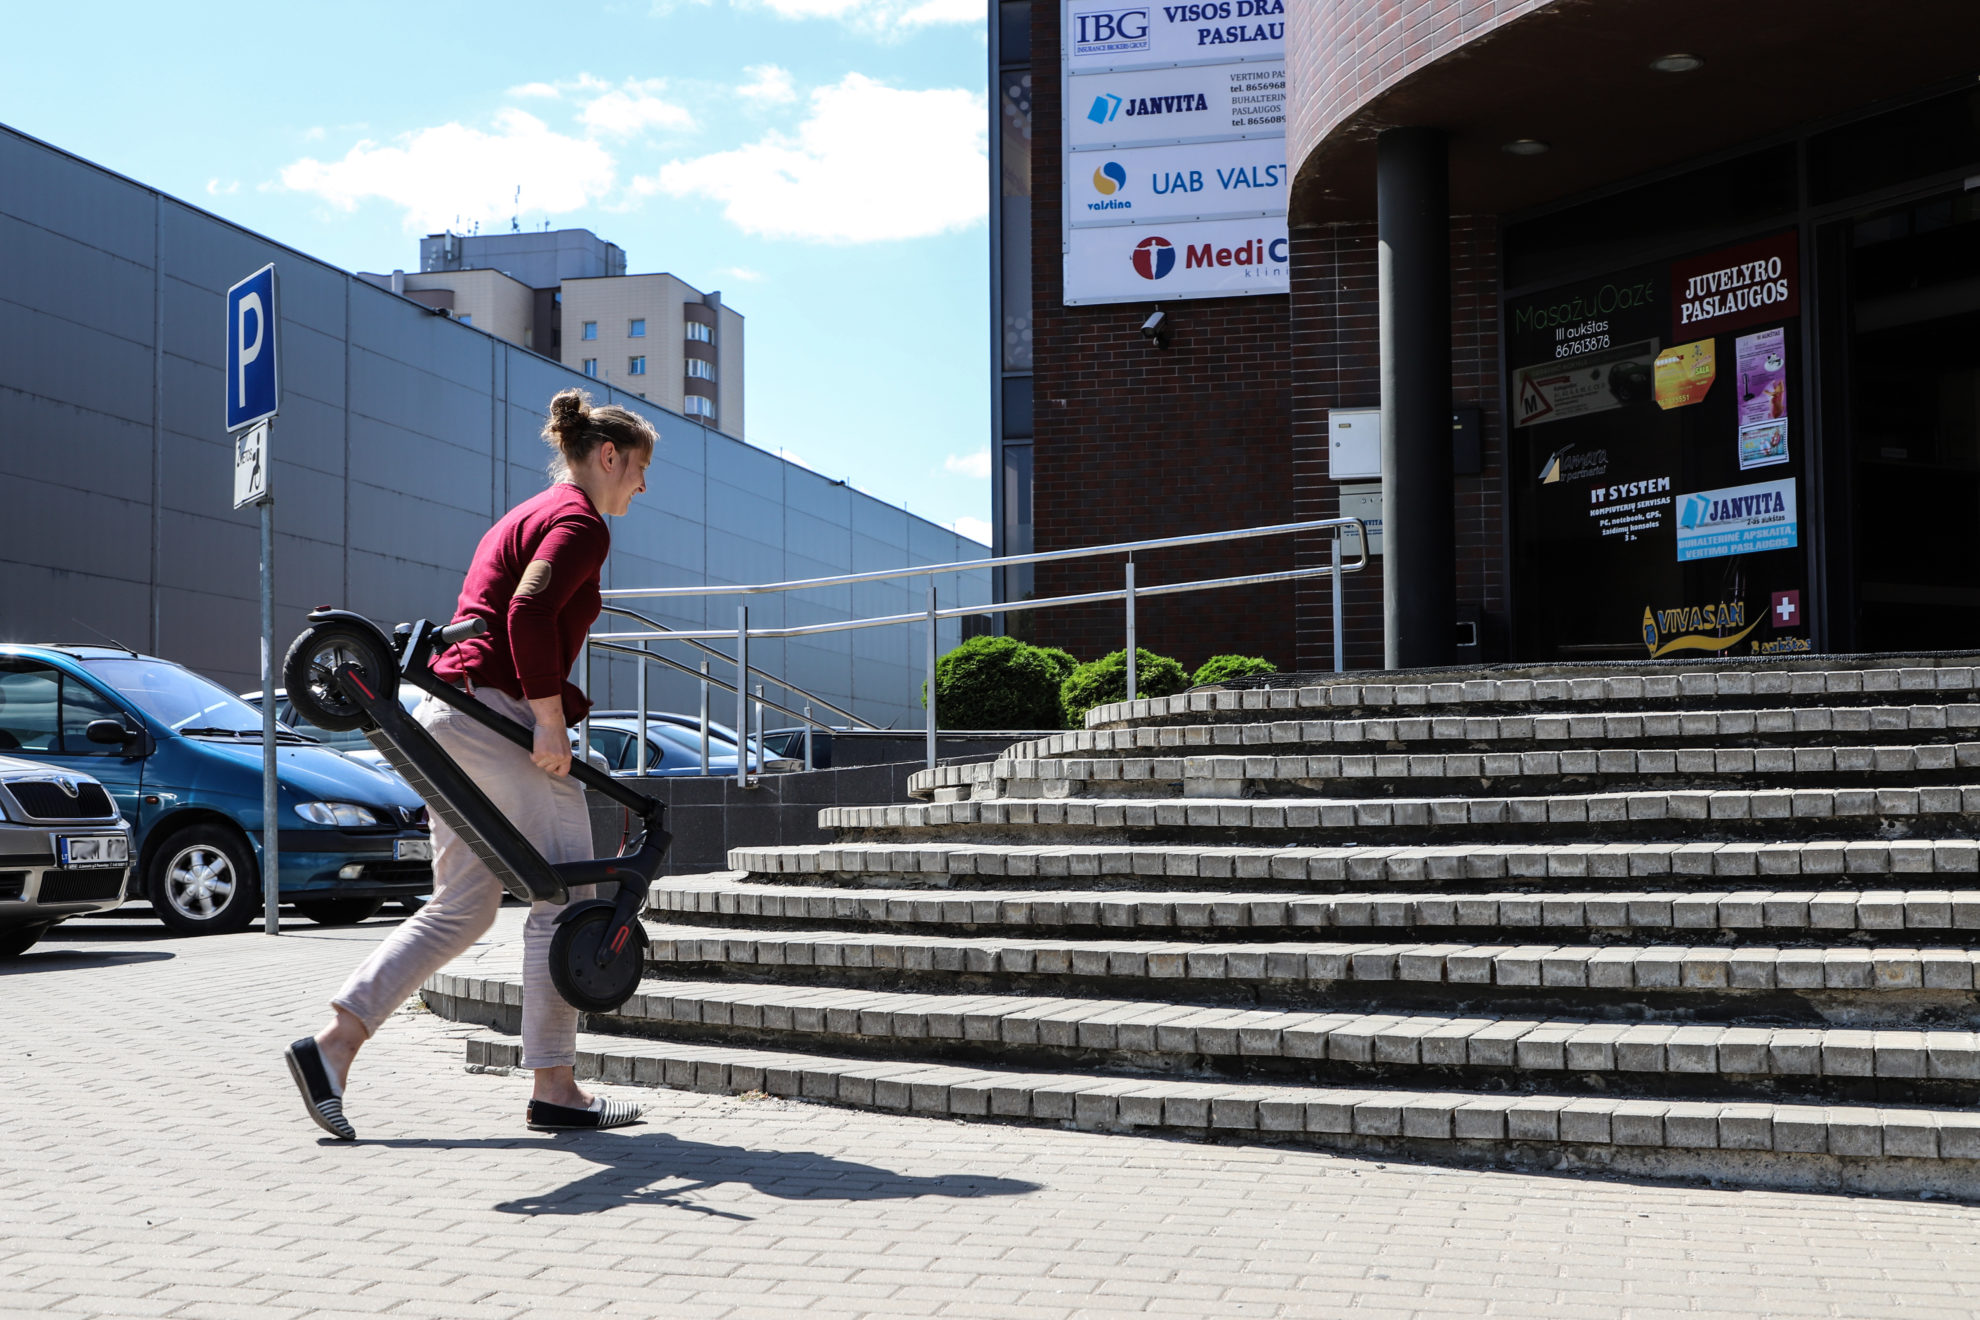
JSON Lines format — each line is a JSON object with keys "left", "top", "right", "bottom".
{"left": 364, "top": 1128, "right": 1040, "bottom": 1220}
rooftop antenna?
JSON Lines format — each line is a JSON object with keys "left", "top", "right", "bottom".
{"left": 512, "top": 185, "right": 521, "bottom": 233}
{"left": 69, "top": 617, "right": 138, "bottom": 656}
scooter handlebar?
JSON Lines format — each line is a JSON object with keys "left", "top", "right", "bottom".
{"left": 436, "top": 617, "right": 488, "bottom": 646}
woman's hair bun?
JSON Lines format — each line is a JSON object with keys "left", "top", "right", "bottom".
{"left": 548, "top": 388, "right": 592, "bottom": 441}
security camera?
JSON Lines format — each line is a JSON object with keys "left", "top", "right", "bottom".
{"left": 1139, "top": 308, "right": 1169, "bottom": 349}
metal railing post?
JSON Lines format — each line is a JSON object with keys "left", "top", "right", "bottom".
{"left": 1124, "top": 557, "right": 1137, "bottom": 702}
{"left": 925, "top": 584, "right": 938, "bottom": 772}
{"left": 754, "top": 684, "right": 765, "bottom": 772}
{"left": 1332, "top": 532, "right": 1345, "bottom": 674}
{"left": 577, "top": 636, "right": 591, "bottom": 767}
{"left": 803, "top": 704, "right": 814, "bottom": 772}
{"left": 698, "top": 658, "right": 711, "bottom": 776}
{"left": 635, "top": 647, "right": 648, "bottom": 776}
{"left": 735, "top": 604, "right": 749, "bottom": 787}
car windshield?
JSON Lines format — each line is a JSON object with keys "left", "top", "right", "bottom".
{"left": 84, "top": 659, "right": 267, "bottom": 734}
{"left": 275, "top": 687, "right": 418, "bottom": 752}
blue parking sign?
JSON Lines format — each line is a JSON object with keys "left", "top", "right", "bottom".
{"left": 225, "top": 264, "right": 279, "bottom": 431}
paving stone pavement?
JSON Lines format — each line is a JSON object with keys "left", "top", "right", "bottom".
{"left": 9, "top": 908, "right": 1980, "bottom": 1320}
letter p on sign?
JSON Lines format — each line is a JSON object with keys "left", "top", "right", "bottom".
{"left": 225, "top": 263, "right": 280, "bottom": 431}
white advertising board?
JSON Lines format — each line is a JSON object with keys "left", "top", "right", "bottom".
{"left": 1068, "top": 136, "right": 1287, "bottom": 227}
{"left": 1062, "top": 2, "right": 1288, "bottom": 307}
{"left": 1067, "top": 62, "right": 1285, "bottom": 151}
{"left": 1064, "top": 1, "right": 1287, "bottom": 71}
{"left": 1065, "top": 216, "right": 1288, "bottom": 305}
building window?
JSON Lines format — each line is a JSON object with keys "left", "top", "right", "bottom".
{"left": 582, "top": 358, "right": 598, "bottom": 377}
{"left": 685, "top": 321, "right": 711, "bottom": 343}
{"left": 629, "top": 356, "right": 646, "bottom": 376}
{"left": 456, "top": 313, "right": 472, "bottom": 327}
{"left": 685, "top": 395, "right": 714, "bottom": 418}
{"left": 686, "top": 359, "right": 714, "bottom": 380}
{"left": 581, "top": 321, "right": 597, "bottom": 340}
{"left": 629, "top": 318, "right": 646, "bottom": 338}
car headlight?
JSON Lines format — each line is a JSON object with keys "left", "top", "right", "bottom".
{"left": 294, "top": 801, "right": 381, "bottom": 827}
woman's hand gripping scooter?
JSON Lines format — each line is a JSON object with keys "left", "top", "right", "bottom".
{"left": 282, "top": 609, "right": 670, "bottom": 1014}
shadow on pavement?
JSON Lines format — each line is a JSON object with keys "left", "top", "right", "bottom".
{"left": 362, "top": 1129, "right": 1041, "bottom": 1219}
{"left": 0, "top": 945, "right": 175, "bottom": 972}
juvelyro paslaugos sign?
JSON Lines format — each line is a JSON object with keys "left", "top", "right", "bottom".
{"left": 1668, "top": 231, "right": 1800, "bottom": 338}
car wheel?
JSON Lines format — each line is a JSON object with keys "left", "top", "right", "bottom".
{"left": 146, "top": 824, "right": 260, "bottom": 935}
{"left": 0, "top": 923, "right": 49, "bottom": 958}
{"left": 294, "top": 898, "right": 383, "bottom": 926}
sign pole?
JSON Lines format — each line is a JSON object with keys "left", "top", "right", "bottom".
{"left": 259, "top": 483, "right": 278, "bottom": 935}
{"left": 227, "top": 263, "right": 281, "bottom": 935}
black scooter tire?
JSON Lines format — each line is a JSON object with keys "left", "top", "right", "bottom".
{"left": 548, "top": 901, "right": 646, "bottom": 1013}
{"left": 283, "top": 622, "right": 398, "bottom": 732}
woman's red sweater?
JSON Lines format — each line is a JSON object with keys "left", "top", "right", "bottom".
{"left": 431, "top": 483, "right": 608, "bottom": 727}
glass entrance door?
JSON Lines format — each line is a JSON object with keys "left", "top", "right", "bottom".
{"left": 1839, "top": 190, "right": 1980, "bottom": 651}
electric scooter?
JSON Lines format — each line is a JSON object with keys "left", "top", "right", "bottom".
{"left": 281, "top": 609, "right": 667, "bottom": 1014}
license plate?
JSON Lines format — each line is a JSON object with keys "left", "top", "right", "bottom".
{"left": 58, "top": 834, "right": 128, "bottom": 867}
{"left": 395, "top": 837, "right": 433, "bottom": 861}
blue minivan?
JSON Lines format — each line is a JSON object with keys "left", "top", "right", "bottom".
{"left": 0, "top": 644, "right": 432, "bottom": 934}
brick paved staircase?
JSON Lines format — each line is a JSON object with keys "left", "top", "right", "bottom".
{"left": 429, "top": 657, "right": 1980, "bottom": 1194}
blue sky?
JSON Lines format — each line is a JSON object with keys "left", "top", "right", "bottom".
{"left": 0, "top": 0, "right": 993, "bottom": 541}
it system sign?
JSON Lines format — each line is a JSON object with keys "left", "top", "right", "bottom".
{"left": 1062, "top": 1, "right": 1288, "bottom": 306}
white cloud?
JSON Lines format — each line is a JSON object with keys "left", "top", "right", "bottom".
{"left": 738, "top": 63, "right": 798, "bottom": 105}
{"left": 506, "top": 81, "right": 562, "bottom": 99}
{"left": 205, "top": 178, "right": 239, "bottom": 196}
{"left": 952, "top": 516, "right": 991, "bottom": 544}
{"left": 718, "top": 265, "right": 766, "bottom": 282}
{"left": 943, "top": 449, "right": 990, "bottom": 479}
{"left": 279, "top": 109, "right": 616, "bottom": 232}
{"left": 738, "top": 0, "right": 975, "bottom": 32}
{"left": 578, "top": 77, "right": 694, "bottom": 138}
{"left": 643, "top": 74, "right": 985, "bottom": 243}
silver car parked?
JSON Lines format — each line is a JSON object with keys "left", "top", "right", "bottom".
{"left": 0, "top": 755, "right": 134, "bottom": 957}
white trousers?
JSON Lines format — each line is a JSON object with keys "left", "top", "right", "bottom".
{"left": 331, "top": 685, "right": 597, "bottom": 1069}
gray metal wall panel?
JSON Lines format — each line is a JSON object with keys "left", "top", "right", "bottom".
{"left": 0, "top": 124, "right": 987, "bottom": 725}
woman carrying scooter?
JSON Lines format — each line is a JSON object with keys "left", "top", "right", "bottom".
{"left": 285, "top": 388, "right": 654, "bottom": 1139}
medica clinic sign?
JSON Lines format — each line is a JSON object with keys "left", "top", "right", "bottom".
{"left": 1062, "top": 2, "right": 1289, "bottom": 305}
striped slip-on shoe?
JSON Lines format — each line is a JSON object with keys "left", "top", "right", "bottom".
{"left": 526, "top": 1096, "right": 644, "bottom": 1132}
{"left": 285, "top": 1037, "right": 355, "bottom": 1141}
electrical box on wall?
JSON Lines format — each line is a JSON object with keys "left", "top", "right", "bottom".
{"left": 1328, "top": 409, "right": 1381, "bottom": 479}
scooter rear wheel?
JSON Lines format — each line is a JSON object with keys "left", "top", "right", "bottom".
{"left": 283, "top": 622, "right": 398, "bottom": 732}
{"left": 548, "top": 901, "right": 646, "bottom": 1013}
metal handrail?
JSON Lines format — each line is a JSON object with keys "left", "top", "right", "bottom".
{"left": 584, "top": 516, "right": 1368, "bottom": 781}
{"left": 599, "top": 517, "right": 1358, "bottom": 600}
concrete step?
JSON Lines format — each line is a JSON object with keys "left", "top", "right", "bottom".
{"left": 457, "top": 1029, "right": 1980, "bottom": 1194}
{"left": 641, "top": 923, "right": 1980, "bottom": 1003}
{"left": 1081, "top": 663, "right": 1980, "bottom": 730}
{"left": 730, "top": 838, "right": 1980, "bottom": 889}
{"left": 650, "top": 873, "right": 1980, "bottom": 938}
{"left": 987, "top": 703, "right": 1980, "bottom": 768}
{"left": 429, "top": 968, "right": 1980, "bottom": 1100}
{"left": 907, "top": 742, "right": 1980, "bottom": 803}
{"left": 822, "top": 785, "right": 1980, "bottom": 838}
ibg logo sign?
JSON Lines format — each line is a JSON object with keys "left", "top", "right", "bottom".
{"left": 1074, "top": 7, "right": 1150, "bottom": 58}
{"left": 1131, "top": 235, "right": 1175, "bottom": 280}
{"left": 1087, "top": 93, "right": 1123, "bottom": 125}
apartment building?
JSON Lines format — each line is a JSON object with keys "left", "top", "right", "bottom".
{"left": 563, "top": 273, "right": 741, "bottom": 436}
{"left": 360, "top": 227, "right": 743, "bottom": 439}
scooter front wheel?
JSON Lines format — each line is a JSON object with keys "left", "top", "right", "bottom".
{"left": 548, "top": 900, "right": 646, "bottom": 1013}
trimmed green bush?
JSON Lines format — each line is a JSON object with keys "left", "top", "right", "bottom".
{"left": 1192, "top": 654, "right": 1278, "bottom": 687}
{"left": 1059, "top": 648, "right": 1189, "bottom": 727}
{"left": 921, "top": 635, "right": 1073, "bottom": 730}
